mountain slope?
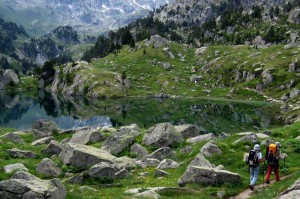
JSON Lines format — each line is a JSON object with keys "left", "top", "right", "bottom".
{"left": 0, "top": 0, "right": 172, "bottom": 36}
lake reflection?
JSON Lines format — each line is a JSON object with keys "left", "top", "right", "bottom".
{"left": 0, "top": 91, "right": 281, "bottom": 132}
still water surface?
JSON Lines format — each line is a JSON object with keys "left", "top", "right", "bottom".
{"left": 0, "top": 91, "right": 281, "bottom": 133}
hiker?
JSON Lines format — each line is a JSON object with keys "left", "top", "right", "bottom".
{"left": 247, "top": 144, "right": 263, "bottom": 190}
{"left": 265, "top": 142, "right": 281, "bottom": 183}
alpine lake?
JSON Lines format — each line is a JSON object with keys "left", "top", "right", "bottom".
{"left": 0, "top": 91, "right": 282, "bottom": 134}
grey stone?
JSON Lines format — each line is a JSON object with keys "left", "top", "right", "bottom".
{"left": 32, "top": 119, "right": 59, "bottom": 138}
{"left": 290, "top": 89, "right": 300, "bottom": 98}
{"left": 114, "top": 156, "right": 137, "bottom": 170}
{"left": 115, "top": 168, "right": 130, "bottom": 179}
{"left": 186, "top": 133, "right": 215, "bottom": 144}
{"left": 44, "top": 140, "right": 63, "bottom": 155}
{"left": 218, "top": 132, "right": 230, "bottom": 138}
{"left": 70, "top": 126, "right": 105, "bottom": 145}
{"left": 261, "top": 69, "right": 273, "bottom": 85}
{"left": 142, "top": 123, "right": 183, "bottom": 147}
{"left": 195, "top": 47, "right": 207, "bottom": 56}
{"left": 200, "top": 141, "right": 222, "bottom": 158}
{"left": 288, "top": 8, "right": 300, "bottom": 24}
{"left": 120, "top": 124, "right": 140, "bottom": 131}
{"left": 59, "top": 143, "right": 116, "bottom": 170}
{"left": 136, "top": 158, "right": 161, "bottom": 168}
{"left": 180, "top": 146, "right": 192, "bottom": 154}
{"left": 67, "top": 173, "right": 84, "bottom": 184}
{"left": 101, "top": 128, "right": 140, "bottom": 155}
{"left": 155, "top": 169, "right": 170, "bottom": 177}
{"left": 233, "top": 133, "right": 258, "bottom": 144}
{"left": 4, "top": 163, "right": 28, "bottom": 174}
{"left": 36, "top": 158, "right": 62, "bottom": 177}
{"left": 0, "top": 171, "right": 66, "bottom": 199}
{"left": 31, "top": 136, "right": 54, "bottom": 146}
{"left": 7, "top": 148, "right": 37, "bottom": 159}
{"left": 133, "top": 190, "right": 161, "bottom": 199}
{"left": 215, "top": 165, "right": 225, "bottom": 170}
{"left": 130, "top": 143, "right": 149, "bottom": 158}
{"left": 174, "top": 124, "right": 201, "bottom": 138}
{"left": 157, "top": 159, "right": 179, "bottom": 169}
{"left": 145, "top": 34, "right": 170, "bottom": 48}
{"left": 277, "top": 179, "right": 300, "bottom": 199}
{"left": 86, "top": 162, "right": 117, "bottom": 180}
{"left": 147, "top": 147, "right": 175, "bottom": 160}
{"left": 0, "top": 132, "right": 25, "bottom": 144}
{"left": 60, "top": 138, "right": 71, "bottom": 145}
{"left": 0, "top": 69, "right": 19, "bottom": 90}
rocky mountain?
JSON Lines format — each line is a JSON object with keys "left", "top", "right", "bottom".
{"left": 0, "top": 0, "right": 173, "bottom": 36}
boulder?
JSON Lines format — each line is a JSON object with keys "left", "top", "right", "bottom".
{"left": 36, "top": 158, "right": 63, "bottom": 177}
{"left": 233, "top": 133, "right": 258, "bottom": 144}
{"left": 31, "top": 136, "right": 54, "bottom": 146}
{"left": 155, "top": 169, "right": 170, "bottom": 177}
{"left": 44, "top": 140, "right": 63, "bottom": 155}
{"left": 142, "top": 123, "right": 183, "bottom": 147}
{"left": 200, "top": 141, "right": 222, "bottom": 158}
{"left": 0, "top": 171, "right": 66, "bottom": 199}
{"left": 288, "top": 8, "right": 300, "bottom": 24}
{"left": 145, "top": 34, "right": 170, "bottom": 48}
{"left": 178, "top": 152, "right": 213, "bottom": 186}
{"left": 186, "top": 133, "right": 215, "bottom": 144}
{"left": 0, "top": 69, "right": 19, "bottom": 90}
{"left": 114, "top": 156, "right": 137, "bottom": 170}
{"left": 181, "top": 166, "right": 241, "bottom": 186}
{"left": 67, "top": 173, "right": 84, "bottom": 184}
{"left": 115, "top": 168, "right": 130, "bottom": 179}
{"left": 85, "top": 162, "right": 117, "bottom": 180}
{"left": 101, "top": 128, "right": 140, "bottom": 155}
{"left": 32, "top": 119, "right": 59, "bottom": 138}
{"left": 59, "top": 143, "right": 116, "bottom": 170}
{"left": 133, "top": 190, "right": 161, "bottom": 199}
{"left": 180, "top": 146, "right": 192, "bottom": 154}
{"left": 174, "top": 124, "right": 201, "bottom": 138}
{"left": 277, "top": 178, "right": 300, "bottom": 199}
{"left": 130, "top": 143, "right": 149, "bottom": 158}
{"left": 261, "top": 69, "right": 273, "bottom": 85}
{"left": 3, "top": 163, "right": 28, "bottom": 174}
{"left": 69, "top": 127, "right": 105, "bottom": 145}
{"left": 290, "top": 89, "right": 300, "bottom": 98}
{"left": 147, "top": 147, "right": 175, "bottom": 160}
{"left": 0, "top": 132, "right": 25, "bottom": 144}
{"left": 120, "top": 124, "right": 140, "bottom": 131}
{"left": 7, "top": 148, "right": 37, "bottom": 159}
{"left": 157, "top": 159, "right": 179, "bottom": 169}
{"left": 195, "top": 47, "right": 207, "bottom": 56}
{"left": 136, "top": 158, "right": 161, "bottom": 168}
{"left": 190, "top": 75, "right": 203, "bottom": 83}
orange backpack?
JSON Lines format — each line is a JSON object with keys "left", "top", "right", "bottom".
{"left": 268, "top": 144, "right": 277, "bottom": 165}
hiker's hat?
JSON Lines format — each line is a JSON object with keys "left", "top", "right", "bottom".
{"left": 254, "top": 144, "right": 260, "bottom": 151}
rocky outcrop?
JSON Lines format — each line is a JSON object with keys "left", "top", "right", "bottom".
{"left": 142, "top": 123, "right": 183, "bottom": 147}
{"left": 277, "top": 178, "right": 300, "bottom": 199}
{"left": 101, "top": 128, "right": 140, "bottom": 155}
{"left": 59, "top": 143, "right": 116, "bottom": 170}
{"left": 288, "top": 9, "right": 300, "bottom": 24}
{"left": 3, "top": 163, "right": 28, "bottom": 174}
{"left": 32, "top": 119, "right": 59, "bottom": 138}
{"left": 145, "top": 34, "right": 170, "bottom": 48}
{"left": 0, "top": 69, "right": 19, "bottom": 90}
{"left": 36, "top": 158, "right": 63, "bottom": 177}
{"left": 69, "top": 127, "right": 105, "bottom": 145}
{"left": 200, "top": 141, "right": 222, "bottom": 158}
{"left": 0, "top": 171, "right": 66, "bottom": 199}
{"left": 186, "top": 133, "right": 215, "bottom": 144}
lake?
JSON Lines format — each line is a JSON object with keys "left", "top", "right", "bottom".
{"left": 0, "top": 91, "right": 281, "bottom": 133}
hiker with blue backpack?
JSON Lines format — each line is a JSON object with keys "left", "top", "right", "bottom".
{"left": 246, "top": 144, "right": 263, "bottom": 190}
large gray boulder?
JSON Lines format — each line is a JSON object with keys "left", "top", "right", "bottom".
{"left": 145, "top": 34, "right": 170, "bottom": 48}
{"left": 136, "top": 158, "right": 161, "bottom": 168}
{"left": 32, "top": 119, "right": 59, "bottom": 138}
{"left": 3, "top": 163, "right": 28, "bottom": 174}
{"left": 36, "top": 158, "right": 63, "bottom": 177}
{"left": 0, "top": 69, "right": 19, "bottom": 90}
{"left": 147, "top": 147, "right": 175, "bottom": 161}
{"left": 277, "top": 178, "right": 300, "bottom": 199}
{"left": 86, "top": 162, "right": 117, "bottom": 180}
{"left": 142, "top": 123, "right": 183, "bottom": 147}
{"left": 114, "top": 156, "right": 137, "bottom": 170}
{"left": 7, "top": 148, "right": 37, "bottom": 159}
{"left": 130, "top": 143, "right": 149, "bottom": 158}
{"left": 186, "top": 133, "right": 215, "bottom": 144}
{"left": 43, "top": 140, "right": 63, "bottom": 155}
{"left": 70, "top": 127, "right": 105, "bottom": 145}
{"left": 0, "top": 132, "right": 25, "bottom": 144}
{"left": 31, "top": 136, "right": 54, "bottom": 146}
{"left": 0, "top": 171, "right": 66, "bottom": 199}
{"left": 200, "top": 141, "right": 222, "bottom": 158}
{"left": 288, "top": 8, "right": 300, "bottom": 24}
{"left": 261, "top": 69, "right": 273, "bottom": 86}
{"left": 59, "top": 143, "right": 117, "bottom": 170}
{"left": 233, "top": 133, "right": 258, "bottom": 144}
{"left": 178, "top": 152, "right": 213, "bottom": 186}
{"left": 101, "top": 128, "right": 140, "bottom": 155}
{"left": 157, "top": 159, "right": 179, "bottom": 170}
{"left": 174, "top": 124, "right": 201, "bottom": 138}
{"left": 179, "top": 166, "right": 241, "bottom": 186}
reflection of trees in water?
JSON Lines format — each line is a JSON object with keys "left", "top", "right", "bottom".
{"left": 38, "top": 91, "right": 58, "bottom": 118}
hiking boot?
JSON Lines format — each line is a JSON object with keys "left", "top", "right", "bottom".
{"left": 249, "top": 185, "right": 254, "bottom": 191}
{"left": 265, "top": 181, "right": 270, "bottom": 184}
{"left": 276, "top": 179, "right": 280, "bottom": 182}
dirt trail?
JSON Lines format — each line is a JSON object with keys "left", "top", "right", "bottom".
{"left": 233, "top": 175, "right": 289, "bottom": 199}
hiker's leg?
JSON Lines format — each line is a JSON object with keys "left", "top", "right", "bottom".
{"left": 275, "top": 165, "right": 280, "bottom": 181}
{"left": 249, "top": 167, "right": 254, "bottom": 183}
{"left": 250, "top": 166, "right": 259, "bottom": 186}
{"left": 265, "top": 165, "right": 272, "bottom": 182}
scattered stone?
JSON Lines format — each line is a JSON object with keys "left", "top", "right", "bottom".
{"left": 70, "top": 126, "right": 105, "bottom": 145}
{"left": 101, "top": 126, "right": 117, "bottom": 134}
{"left": 277, "top": 178, "right": 300, "bottom": 199}
{"left": 36, "top": 158, "right": 63, "bottom": 177}
{"left": 233, "top": 133, "right": 258, "bottom": 144}
{"left": 86, "top": 162, "right": 117, "bottom": 180}
{"left": 114, "top": 156, "right": 137, "bottom": 170}
{"left": 32, "top": 119, "right": 59, "bottom": 138}
{"left": 142, "top": 123, "right": 183, "bottom": 147}
{"left": 186, "top": 133, "right": 215, "bottom": 144}
{"left": 0, "top": 132, "right": 25, "bottom": 144}
{"left": 31, "top": 136, "right": 54, "bottom": 146}
{"left": 130, "top": 143, "right": 149, "bottom": 158}
{"left": 157, "top": 159, "right": 179, "bottom": 169}
{"left": 180, "top": 146, "right": 192, "bottom": 154}
{"left": 261, "top": 69, "right": 273, "bottom": 85}
{"left": 147, "top": 147, "right": 175, "bottom": 160}
{"left": 145, "top": 34, "right": 170, "bottom": 48}
{"left": 67, "top": 173, "right": 84, "bottom": 184}
{"left": 0, "top": 171, "right": 66, "bottom": 199}
{"left": 288, "top": 8, "right": 300, "bottom": 24}
{"left": 4, "top": 163, "right": 28, "bottom": 174}
{"left": 59, "top": 143, "right": 116, "bottom": 170}
{"left": 136, "top": 158, "right": 161, "bottom": 168}
{"left": 7, "top": 148, "right": 37, "bottom": 158}
{"left": 139, "top": 172, "right": 149, "bottom": 177}
{"left": 115, "top": 168, "right": 130, "bottom": 179}
{"left": 174, "top": 124, "right": 201, "bottom": 138}
{"left": 155, "top": 169, "right": 170, "bottom": 177}
{"left": 195, "top": 47, "right": 207, "bottom": 56}
{"left": 44, "top": 140, "right": 63, "bottom": 155}
{"left": 200, "top": 141, "right": 222, "bottom": 158}
{"left": 133, "top": 190, "right": 161, "bottom": 199}
{"left": 256, "top": 133, "right": 270, "bottom": 139}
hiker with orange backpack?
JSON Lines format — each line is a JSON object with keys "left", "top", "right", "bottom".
{"left": 265, "top": 142, "right": 281, "bottom": 183}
